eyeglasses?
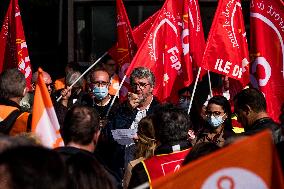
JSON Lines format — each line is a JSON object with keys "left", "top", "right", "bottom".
{"left": 45, "top": 83, "right": 54, "bottom": 89}
{"left": 131, "top": 82, "right": 150, "bottom": 89}
{"left": 206, "top": 111, "right": 224, "bottom": 117}
{"left": 90, "top": 81, "right": 109, "bottom": 88}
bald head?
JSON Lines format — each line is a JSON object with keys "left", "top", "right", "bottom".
{"left": 32, "top": 71, "right": 53, "bottom": 93}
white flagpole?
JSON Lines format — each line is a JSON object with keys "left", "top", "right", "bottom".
{"left": 106, "top": 75, "right": 127, "bottom": 117}
{"left": 207, "top": 70, "right": 213, "bottom": 97}
{"left": 187, "top": 67, "right": 202, "bottom": 114}
{"left": 56, "top": 52, "right": 108, "bottom": 102}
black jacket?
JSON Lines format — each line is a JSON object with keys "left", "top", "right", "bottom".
{"left": 243, "top": 117, "right": 283, "bottom": 144}
{"left": 104, "top": 97, "right": 160, "bottom": 181}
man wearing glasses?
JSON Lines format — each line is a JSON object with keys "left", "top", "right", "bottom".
{"left": 108, "top": 67, "right": 160, "bottom": 181}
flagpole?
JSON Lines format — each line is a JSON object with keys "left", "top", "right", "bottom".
{"left": 106, "top": 75, "right": 127, "bottom": 117}
{"left": 187, "top": 67, "right": 201, "bottom": 114}
{"left": 56, "top": 52, "right": 108, "bottom": 102}
{"left": 207, "top": 70, "right": 213, "bottom": 97}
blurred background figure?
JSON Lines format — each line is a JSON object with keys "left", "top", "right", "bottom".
{"left": 54, "top": 62, "right": 81, "bottom": 91}
{"left": 65, "top": 152, "right": 115, "bottom": 189}
{"left": 0, "top": 146, "right": 67, "bottom": 189}
{"left": 101, "top": 54, "right": 120, "bottom": 96}
{"left": 20, "top": 70, "right": 53, "bottom": 112}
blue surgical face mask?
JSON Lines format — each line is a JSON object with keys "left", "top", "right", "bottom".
{"left": 93, "top": 86, "right": 108, "bottom": 100}
{"left": 208, "top": 114, "right": 226, "bottom": 128}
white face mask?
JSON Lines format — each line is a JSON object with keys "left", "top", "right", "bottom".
{"left": 208, "top": 114, "right": 226, "bottom": 128}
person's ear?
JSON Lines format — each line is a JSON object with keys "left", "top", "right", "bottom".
{"left": 93, "top": 129, "right": 101, "bottom": 145}
{"left": 243, "top": 105, "right": 252, "bottom": 115}
{"left": 22, "top": 87, "right": 28, "bottom": 97}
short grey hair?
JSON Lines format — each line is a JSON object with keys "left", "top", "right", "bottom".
{"left": 130, "top": 67, "right": 155, "bottom": 87}
{"left": 66, "top": 71, "right": 83, "bottom": 88}
{"left": 0, "top": 68, "right": 26, "bottom": 99}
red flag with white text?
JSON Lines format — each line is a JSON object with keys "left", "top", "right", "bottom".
{"left": 183, "top": 0, "right": 206, "bottom": 80}
{"left": 0, "top": 0, "right": 32, "bottom": 90}
{"left": 250, "top": 0, "right": 284, "bottom": 122}
{"left": 152, "top": 131, "right": 284, "bottom": 189}
{"left": 125, "top": 0, "right": 192, "bottom": 103}
{"left": 201, "top": 0, "right": 249, "bottom": 86}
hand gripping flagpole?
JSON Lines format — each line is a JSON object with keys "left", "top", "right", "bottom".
{"left": 187, "top": 67, "right": 202, "bottom": 115}
{"left": 56, "top": 51, "right": 108, "bottom": 102}
{"left": 106, "top": 75, "right": 127, "bottom": 117}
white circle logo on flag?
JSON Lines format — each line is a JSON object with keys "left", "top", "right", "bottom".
{"left": 201, "top": 167, "right": 268, "bottom": 189}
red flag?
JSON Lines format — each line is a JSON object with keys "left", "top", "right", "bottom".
{"left": 0, "top": 0, "right": 32, "bottom": 90}
{"left": 32, "top": 68, "right": 64, "bottom": 148}
{"left": 183, "top": 0, "right": 206, "bottom": 80}
{"left": 108, "top": 0, "right": 137, "bottom": 100}
{"left": 152, "top": 130, "right": 284, "bottom": 189}
{"left": 108, "top": 7, "right": 159, "bottom": 101}
{"left": 201, "top": 0, "right": 249, "bottom": 86}
{"left": 125, "top": 0, "right": 190, "bottom": 103}
{"left": 132, "top": 10, "right": 160, "bottom": 47}
{"left": 250, "top": 0, "right": 284, "bottom": 122}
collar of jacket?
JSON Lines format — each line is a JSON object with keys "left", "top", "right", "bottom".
{"left": 0, "top": 98, "right": 21, "bottom": 110}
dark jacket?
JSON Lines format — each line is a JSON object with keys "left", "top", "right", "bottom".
{"left": 243, "top": 117, "right": 283, "bottom": 144}
{"left": 105, "top": 97, "right": 160, "bottom": 181}
{"left": 110, "top": 97, "right": 160, "bottom": 130}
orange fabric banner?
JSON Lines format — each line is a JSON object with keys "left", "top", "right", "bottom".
{"left": 152, "top": 130, "right": 284, "bottom": 189}
{"left": 32, "top": 68, "right": 64, "bottom": 148}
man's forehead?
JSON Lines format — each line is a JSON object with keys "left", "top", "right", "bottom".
{"left": 133, "top": 77, "right": 149, "bottom": 82}
{"left": 91, "top": 71, "right": 109, "bottom": 82}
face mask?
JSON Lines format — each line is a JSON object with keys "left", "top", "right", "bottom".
{"left": 93, "top": 86, "right": 108, "bottom": 100}
{"left": 208, "top": 114, "right": 226, "bottom": 128}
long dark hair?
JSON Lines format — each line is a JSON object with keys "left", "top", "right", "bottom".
{"left": 207, "top": 95, "right": 233, "bottom": 137}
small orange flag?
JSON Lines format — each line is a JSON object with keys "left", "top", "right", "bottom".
{"left": 152, "top": 130, "right": 284, "bottom": 189}
{"left": 31, "top": 68, "right": 64, "bottom": 148}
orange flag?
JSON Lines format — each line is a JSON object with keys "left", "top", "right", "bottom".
{"left": 152, "top": 130, "right": 284, "bottom": 189}
{"left": 31, "top": 68, "right": 64, "bottom": 148}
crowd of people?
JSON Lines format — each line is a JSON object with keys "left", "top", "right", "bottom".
{"left": 0, "top": 56, "right": 284, "bottom": 188}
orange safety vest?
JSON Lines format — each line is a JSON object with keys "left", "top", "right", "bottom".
{"left": 54, "top": 77, "right": 65, "bottom": 91}
{"left": 142, "top": 148, "right": 191, "bottom": 184}
{"left": 109, "top": 74, "right": 120, "bottom": 96}
{"left": 0, "top": 105, "right": 31, "bottom": 135}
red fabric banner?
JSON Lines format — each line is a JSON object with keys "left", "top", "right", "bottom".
{"left": 108, "top": 0, "right": 137, "bottom": 100}
{"left": 152, "top": 131, "right": 284, "bottom": 189}
{"left": 201, "top": 0, "right": 249, "bottom": 86}
{"left": 125, "top": 0, "right": 197, "bottom": 103}
{"left": 108, "top": 8, "right": 159, "bottom": 100}
{"left": 183, "top": 0, "right": 206, "bottom": 80}
{"left": 0, "top": 0, "right": 32, "bottom": 90}
{"left": 250, "top": 0, "right": 284, "bottom": 122}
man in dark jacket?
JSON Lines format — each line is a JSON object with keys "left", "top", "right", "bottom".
{"left": 108, "top": 67, "right": 160, "bottom": 181}
{"left": 234, "top": 88, "right": 283, "bottom": 144}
